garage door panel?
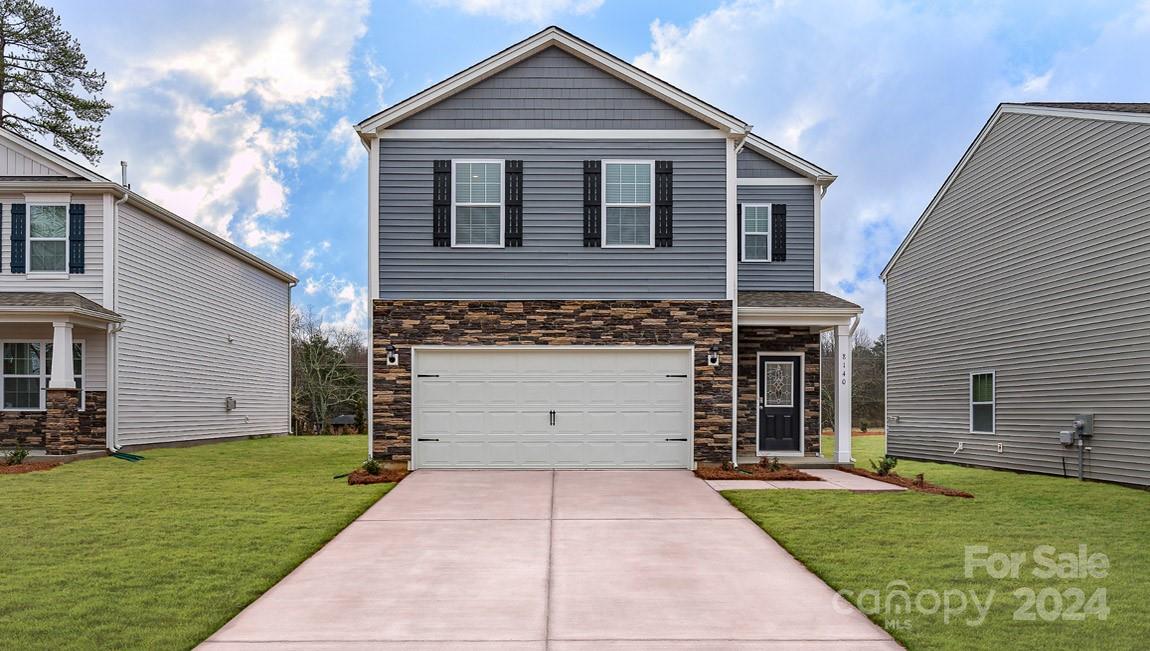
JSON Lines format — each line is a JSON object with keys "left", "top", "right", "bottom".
{"left": 413, "top": 348, "right": 693, "bottom": 469}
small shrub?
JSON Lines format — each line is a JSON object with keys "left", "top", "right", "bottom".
{"left": 720, "top": 460, "right": 733, "bottom": 472}
{"left": 870, "top": 455, "right": 898, "bottom": 476}
{"left": 859, "top": 421, "right": 869, "bottom": 433}
{"left": 4, "top": 447, "right": 29, "bottom": 466}
{"left": 758, "top": 456, "right": 782, "bottom": 472}
{"left": 361, "top": 459, "right": 381, "bottom": 476}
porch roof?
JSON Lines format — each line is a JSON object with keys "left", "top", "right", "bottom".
{"left": 0, "top": 292, "right": 124, "bottom": 323}
{"left": 737, "top": 291, "right": 862, "bottom": 328}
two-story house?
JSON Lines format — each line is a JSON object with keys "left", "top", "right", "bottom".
{"left": 883, "top": 103, "right": 1150, "bottom": 486}
{"left": 0, "top": 128, "right": 294, "bottom": 456}
{"left": 357, "top": 27, "right": 861, "bottom": 470}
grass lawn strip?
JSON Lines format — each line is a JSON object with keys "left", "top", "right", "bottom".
{"left": 0, "top": 435, "right": 392, "bottom": 651}
{"left": 724, "top": 434, "right": 1150, "bottom": 650}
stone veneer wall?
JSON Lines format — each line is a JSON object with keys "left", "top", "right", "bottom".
{"left": 0, "top": 390, "right": 107, "bottom": 451}
{"left": 372, "top": 300, "right": 734, "bottom": 465}
{"left": 737, "top": 326, "right": 821, "bottom": 457}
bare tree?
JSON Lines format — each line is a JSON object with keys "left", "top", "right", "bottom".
{"left": 291, "top": 308, "right": 366, "bottom": 435}
{"left": 820, "top": 329, "right": 886, "bottom": 431}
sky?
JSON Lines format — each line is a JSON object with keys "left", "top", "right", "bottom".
{"left": 44, "top": 0, "right": 1150, "bottom": 335}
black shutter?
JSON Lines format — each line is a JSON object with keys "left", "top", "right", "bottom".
{"left": 505, "top": 160, "right": 523, "bottom": 247}
{"left": 771, "top": 203, "right": 787, "bottom": 262}
{"left": 582, "top": 160, "right": 601, "bottom": 247}
{"left": 10, "top": 204, "right": 25, "bottom": 273}
{"left": 432, "top": 160, "right": 451, "bottom": 246}
{"left": 69, "top": 204, "right": 85, "bottom": 274}
{"left": 654, "top": 160, "right": 673, "bottom": 247}
{"left": 736, "top": 203, "right": 742, "bottom": 261}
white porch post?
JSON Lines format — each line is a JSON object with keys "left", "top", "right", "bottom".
{"left": 49, "top": 321, "right": 76, "bottom": 389}
{"left": 834, "top": 324, "right": 853, "bottom": 464}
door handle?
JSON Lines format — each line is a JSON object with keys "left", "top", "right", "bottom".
{"left": 549, "top": 410, "right": 556, "bottom": 426}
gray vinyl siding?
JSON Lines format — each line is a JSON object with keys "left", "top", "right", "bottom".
{"left": 737, "top": 185, "right": 814, "bottom": 291}
{"left": 0, "top": 192, "right": 106, "bottom": 304}
{"left": 737, "top": 149, "right": 804, "bottom": 178}
{"left": 379, "top": 138, "right": 727, "bottom": 299}
{"left": 885, "top": 111, "right": 1150, "bottom": 486}
{"left": 391, "top": 47, "right": 711, "bottom": 130}
{"left": 114, "top": 204, "right": 291, "bottom": 446}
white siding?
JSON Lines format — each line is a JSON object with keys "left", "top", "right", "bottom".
{"left": 114, "top": 204, "right": 290, "bottom": 445}
{"left": 0, "top": 193, "right": 106, "bottom": 304}
{"left": 0, "top": 140, "right": 69, "bottom": 177}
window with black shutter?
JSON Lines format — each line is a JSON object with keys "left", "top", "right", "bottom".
{"left": 654, "top": 160, "right": 673, "bottom": 247}
{"left": 69, "top": 204, "right": 85, "bottom": 274}
{"left": 771, "top": 203, "right": 787, "bottom": 262}
{"left": 10, "top": 204, "right": 26, "bottom": 273}
{"left": 432, "top": 160, "right": 451, "bottom": 246}
{"left": 582, "top": 160, "right": 601, "bottom": 247}
{"left": 505, "top": 160, "right": 523, "bottom": 247}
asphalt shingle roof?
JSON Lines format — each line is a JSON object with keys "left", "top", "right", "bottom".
{"left": 0, "top": 292, "right": 123, "bottom": 320}
{"left": 738, "top": 291, "right": 861, "bottom": 310}
{"left": 1025, "top": 102, "right": 1150, "bottom": 114}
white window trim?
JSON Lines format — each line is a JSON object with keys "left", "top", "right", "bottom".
{"left": 0, "top": 339, "right": 85, "bottom": 412}
{"left": 25, "top": 200, "right": 70, "bottom": 277}
{"left": 741, "top": 203, "right": 772, "bottom": 263}
{"left": 450, "top": 159, "right": 504, "bottom": 248}
{"left": 601, "top": 160, "right": 655, "bottom": 249}
{"left": 969, "top": 370, "right": 995, "bottom": 434}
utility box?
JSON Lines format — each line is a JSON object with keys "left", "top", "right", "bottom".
{"left": 225, "top": 397, "right": 237, "bottom": 412}
{"left": 1059, "top": 430, "right": 1074, "bottom": 446}
{"left": 1074, "top": 413, "right": 1094, "bottom": 438}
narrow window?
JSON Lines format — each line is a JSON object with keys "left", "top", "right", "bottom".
{"left": 742, "top": 204, "right": 771, "bottom": 262}
{"left": 452, "top": 161, "right": 503, "bottom": 247}
{"left": 603, "top": 161, "right": 654, "bottom": 247}
{"left": 3, "top": 343, "right": 42, "bottom": 409}
{"left": 28, "top": 204, "right": 68, "bottom": 272}
{"left": 970, "top": 372, "right": 995, "bottom": 434}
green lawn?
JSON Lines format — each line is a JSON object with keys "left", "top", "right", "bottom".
{"left": 729, "top": 434, "right": 1150, "bottom": 650}
{"left": 0, "top": 436, "right": 391, "bottom": 651}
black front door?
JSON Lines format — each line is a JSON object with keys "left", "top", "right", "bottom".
{"left": 758, "top": 355, "right": 802, "bottom": 453}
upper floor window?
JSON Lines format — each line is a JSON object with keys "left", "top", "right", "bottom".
{"left": 603, "top": 161, "right": 653, "bottom": 247}
{"left": 28, "top": 204, "right": 68, "bottom": 272}
{"left": 970, "top": 371, "right": 995, "bottom": 434}
{"left": 453, "top": 160, "right": 503, "bottom": 247}
{"left": 741, "top": 204, "right": 771, "bottom": 262}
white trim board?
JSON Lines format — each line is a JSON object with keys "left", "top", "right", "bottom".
{"left": 356, "top": 27, "right": 748, "bottom": 135}
{"left": 378, "top": 129, "right": 726, "bottom": 140}
{"left": 881, "top": 102, "right": 1150, "bottom": 280}
{"left": 741, "top": 133, "right": 835, "bottom": 182}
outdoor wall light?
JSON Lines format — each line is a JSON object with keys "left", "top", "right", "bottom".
{"left": 385, "top": 344, "right": 400, "bottom": 367}
{"left": 707, "top": 344, "right": 720, "bottom": 367}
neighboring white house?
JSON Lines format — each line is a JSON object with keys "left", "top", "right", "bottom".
{"left": 0, "top": 129, "right": 295, "bottom": 455}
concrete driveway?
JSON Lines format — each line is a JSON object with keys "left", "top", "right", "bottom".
{"left": 201, "top": 470, "right": 899, "bottom": 650}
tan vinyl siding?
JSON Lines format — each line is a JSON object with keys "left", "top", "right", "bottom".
{"left": 0, "top": 193, "right": 105, "bottom": 304}
{"left": 114, "top": 204, "right": 290, "bottom": 445}
{"left": 0, "top": 141, "right": 68, "bottom": 177}
{"left": 885, "top": 111, "right": 1150, "bottom": 486}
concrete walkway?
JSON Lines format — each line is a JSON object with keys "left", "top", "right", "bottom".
{"left": 200, "top": 470, "right": 899, "bottom": 650}
{"left": 705, "top": 468, "right": 907, "bottom": 492}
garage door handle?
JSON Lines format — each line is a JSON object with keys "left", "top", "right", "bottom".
{"left": 549, "top": 410, "right": 555, "bottom": 426}
{"left": 417, "top": 438, "right": 440, "bottom": 442}
{"left": 665, "top": 437, "right": 688, "bottom": 442}
{"left": 666, "top": 374, "right": 688, "bottom": 378}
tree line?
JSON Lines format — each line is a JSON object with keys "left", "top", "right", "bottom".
{"left": 291, "top": 308, "right": 367, "bottom": 435}
{"left": 821, "top": 329, "right": 886, "bottom": 431}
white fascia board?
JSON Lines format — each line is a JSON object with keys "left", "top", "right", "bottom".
{"left": 378, "top": 129, "right": 726, "bottom": 140}
{"left": 737, "top": 307, "right": 860, "bottom": 328}
{"left": 880, "top": 104, "right": 1006, "bottom": 280}
{"left": 881, "top": 102, "right": 1150, "bottom": 281}
{"left": 0, "top": 129, "right": 109, "bottom": 182}
{"left": 355, "top": 27, "right": 749, "bottom": 135}
{"left": 740, "top": 133, "right": 833, "bottom": 182}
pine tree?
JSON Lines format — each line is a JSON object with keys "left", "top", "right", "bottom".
{"left": 0, "top": 0, "right": 112, "bottom": 162}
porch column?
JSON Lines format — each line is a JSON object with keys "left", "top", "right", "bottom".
{"left": 834, "top": 324, "right": 853, "bottom": 464}
{"left": 50, "top": 321, "right": 76, "bottom": 389}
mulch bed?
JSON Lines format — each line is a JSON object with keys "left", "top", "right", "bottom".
{"left": 0, "top": 462, "right": 61, "bottom": 475}
{"left": 695, "top": 465, "right": 821, "bottom": 481}
{"left": 837, "top": 466, "right": 974, "bottom": 498}
{"left": 347, "top": 468, "right": 409, "bottom": 485}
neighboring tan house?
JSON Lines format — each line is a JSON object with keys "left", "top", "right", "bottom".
{"left": 0, "top": 129, "right": 295, "bottom": 455}
{"left": 356, "top": 27, "right": 862, "bottom": 470}
{"left": 883, "top": 102, "right": 1150, "bottom": 486}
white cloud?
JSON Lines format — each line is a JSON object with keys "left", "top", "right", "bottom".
{"left": 326, "top": 116, "right": 366, "bottom": 177}
{"left": 633, "top": 0, "right": 1150, "bottom": 333}
{"left": 425, "top": 0, "right": 604, "bottom": 23}
{"left": 303, "top": 274, "right": 369, "bottom": 333}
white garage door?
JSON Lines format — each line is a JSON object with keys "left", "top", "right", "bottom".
{"left": 413, "top": 347, "right": 693, "bottom": 469}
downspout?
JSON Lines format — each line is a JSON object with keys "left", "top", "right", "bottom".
{"left": 107, "top": 163, "right": 130, "bottom": 451}
{"left": 730, "top": 129, "right": 750, "bottom": 467}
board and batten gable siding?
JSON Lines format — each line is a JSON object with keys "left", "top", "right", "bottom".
{"left": 390, "top": 47, "right": 711, "bottom": 130}
{"left": 736, "top": 185, "right": 814, "bottom": 291}
{"left": 378, "top": 138, "right": 726, "bottom": 299}
{"left": 114, "top": 204, "right": 290, "bottom": 446}
{"left": 885, "top": 111, "right": 1150, "bottom": 486}
{"left": 0, "top": 193, "right": 105, "bottom": 304}
{"left": 0, "top": 140, "right": 69, "bottom": 177}
{"left": 737, "top": 148, "right": 805, "bottom": 179}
